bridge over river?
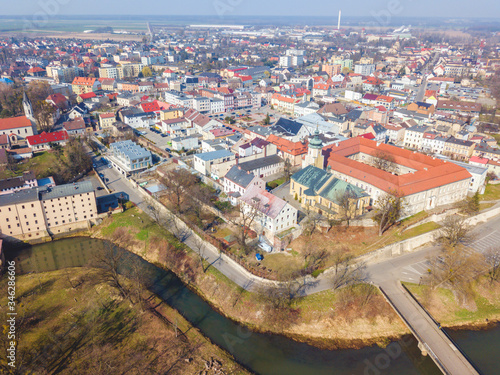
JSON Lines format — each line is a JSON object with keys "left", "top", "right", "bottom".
{"left": 379, "top": 280, "right": 480, "bottom": 375}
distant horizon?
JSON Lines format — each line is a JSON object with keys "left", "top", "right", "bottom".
{"left": 1, "top": 14, "right": 499, "bottom": 20}
{"left": 1, "top": 0, "right": 499, "bottom": 19}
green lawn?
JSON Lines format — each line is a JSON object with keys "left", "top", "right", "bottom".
{"left": 492, "top": 133, "right": 500, "bottom": 147}
{"left": 0, "top": 151, "right": 62, "bottom": 180}
{"left": 481, "top": 184, "right": 500, "bottom": 201}
{"left": 266, "top": 177, "right": 286, "bottom": 190}
{"left": 392, "top": 222, "right": 441, "bottom": 243}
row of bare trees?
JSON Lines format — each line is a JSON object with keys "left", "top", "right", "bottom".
{"left": 424, "top": 216, "right": 500, "bottom": 304}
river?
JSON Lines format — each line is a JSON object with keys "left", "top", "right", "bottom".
{"left": 6, "top": 237, "right": 495, "bottom": 375}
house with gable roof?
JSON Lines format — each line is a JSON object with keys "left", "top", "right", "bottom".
{"left": 239, "top": 185, "right": 298, "bottom": 239}
{"left": 223, "top": 165, "right": 265, "bottom": 205}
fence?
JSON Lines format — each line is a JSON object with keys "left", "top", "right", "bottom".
{"left": 133, "top": 181, "right": 280, "bottom": 281}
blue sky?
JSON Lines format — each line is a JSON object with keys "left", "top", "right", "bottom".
{"left": 2, "top": 0, "right": 499, "bottom": 18}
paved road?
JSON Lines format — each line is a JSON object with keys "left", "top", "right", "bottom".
{"left": 380, "top": 280, "right": 479, "bottom": 375}
{"left": 415, "top": 77, "right": 427, "bottom": 102}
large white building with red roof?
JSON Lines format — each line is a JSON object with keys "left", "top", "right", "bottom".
{"left": 0, "top": 116, "right": 37, "bottom": 144}
{"left": 323, "top": 137, "right": 472, "bottom": 215}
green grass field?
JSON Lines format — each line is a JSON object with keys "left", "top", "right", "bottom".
{"left": 482, "top": 184, "right": 500, "bottom": 201}
{"left": 0, "top": 151, "right": 61, "bottom": 180}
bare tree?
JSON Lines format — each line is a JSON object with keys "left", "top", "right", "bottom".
{"left": 166, "top": 211, "right": 191, "bottom": 243}
{"left": 372, "top": 190, "right": 405, "bottom": 236}
{"left": 257, "top": 270, "right": 303, "bottom": 310}
{"left": 91, "top": 242, "right": 128, "bottom": 298}
{"left": 159, "top": 169, "right": 197, "bottom": 213}
{"left": 330, "top": 248, "right": 368, "bottom": 290}
{"left": 303, "top": 203, "right": 323, "bottom": 237}
{"left": 425, "top": 244, "right": 485, "bottom": 302}
{"left": 484, "top": 247, "right": 500, "bottom": 285}
{"left": 146, "top": 195, "right": 163, "bottom": 226}
{"left": 335, "top": 190, "right": 359, "bottom": 227}
{"left": 283, "top": 158, "right": 293, "bottom": 182}
{"left": 33, "top": 100, "right": 56, "bottom": 132}
{"left": 436, "top": 216, "right": 473, "bottom": 247}
{"left": 191, "top": 234, "right": 209, "bottom": 273}
{"left": 232, "top": 200, "right": 262, "bottom": 253}
{"left": 303, "top": 247, "right": 329, "bottom": 274}
{"left": 372, "top": 149, "right": 397, "bottom": 173}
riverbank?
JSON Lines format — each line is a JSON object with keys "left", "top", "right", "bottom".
{"left": 0, "top": 268, "right": 250, "bottom": 374}
{"left": 405, "top": 280, "right": 500, "bottom": 331}
{"left": 90, "top": 206, "right": 411, "bottom": 349}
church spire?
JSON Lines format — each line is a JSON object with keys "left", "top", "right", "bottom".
{"left": 23, "top": 91, "right": 34, "bottom": 121}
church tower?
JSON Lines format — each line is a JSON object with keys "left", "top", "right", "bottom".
{"left": 304, "top": 128, "right": 324, "bottom": 169}
{"left": 23, "top": 91, "right": 34, "bottom": 121}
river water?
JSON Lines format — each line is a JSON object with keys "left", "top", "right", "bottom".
{"left": 6, "top": 237, "right": 494, "bottom": 375}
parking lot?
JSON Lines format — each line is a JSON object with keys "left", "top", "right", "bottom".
{"left": 141, "top": 127, "right": 172, "bottom": 149}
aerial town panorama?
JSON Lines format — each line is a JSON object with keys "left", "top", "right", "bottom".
{"left": 0, "top": 5, "right": 500, "bottom": 375}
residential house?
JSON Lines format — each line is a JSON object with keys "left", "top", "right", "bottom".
{"left": 223, "top": 165, "right": 266, "bottom": 204}
{"left": 193, "top": 149, "right": 235, "bottom": 177}
{"left": 239, "top": 185, "right": 298, "bottom": 239}
{"left": 403, "top": 125, "right": 430, "bottom": 150}
{"left": 236, "top": 155, "right": 284, "bottom": 178}
{"left": 443, "top": 137, "right": 475, "bottom": 161}
{"left": 99, "top": 113, "right": 116, "bottom": 130}
{"left": 26, "top": 130, "right": 69, "bottom": 152}
{"left": 0, "top": 171, "right": 37, "bottom": 195}
{"left": 267, "top": 134, "right": 308, "bottom": 167}
{"left": 71, "top": 77, "right": 101, "bottom": 95}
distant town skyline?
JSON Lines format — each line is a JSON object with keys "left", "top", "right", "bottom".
{"left": 2, "top": 0, "right": 499, "bottom": 19}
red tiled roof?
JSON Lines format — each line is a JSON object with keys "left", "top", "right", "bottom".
{"left": 79, "top": 92, "right": 96, "bottom": 100}
{"left": 358, "top": 133, "right": 375, "bottom": 139}
{"left": 72, "top": 77, "right": 97, "bottom": 86}
{"left": 0, "top": 116, "right": 32, "bottom": 131}
{"left": 99, "top": 113, "right": 115, "bottom": 119}
{"left": 28, "top": 66, "right": 45, "bottom": 73}
{"left": 469, "top": 156, "right": 488, "bottom": 164}
{"left": 267, "top": 134, "right": 308, "bottom": 156}
{"left": 27, "top": 130, "right": 69, "bottom": 146}
{"left": 46, "top": 93, "right": 67, "bottom": 105}
{"left": 324, "top": 138, "right": 471, "bottom": 196}
{"left": 141, "top": 101, "right": 161, "bottom": 113}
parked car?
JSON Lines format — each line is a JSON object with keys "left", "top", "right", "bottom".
{"left": 255, "top": 253, "right": 264, "bottom": 261}
{"left": 96, "top": 186, "right": 104, "bottom": 190}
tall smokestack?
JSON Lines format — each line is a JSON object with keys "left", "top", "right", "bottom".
{"left": 338, "top": 10, "right": 341, "bottom": 30}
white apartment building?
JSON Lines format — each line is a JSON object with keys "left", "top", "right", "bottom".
{"left": 354, "top": 64, "right": 375, "bottom": 75}
{"left": 403, "top": 125, "right": 429, "bottom": 150}
{"left": 109, "top": 140, "right": 152, "bottom": 176}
